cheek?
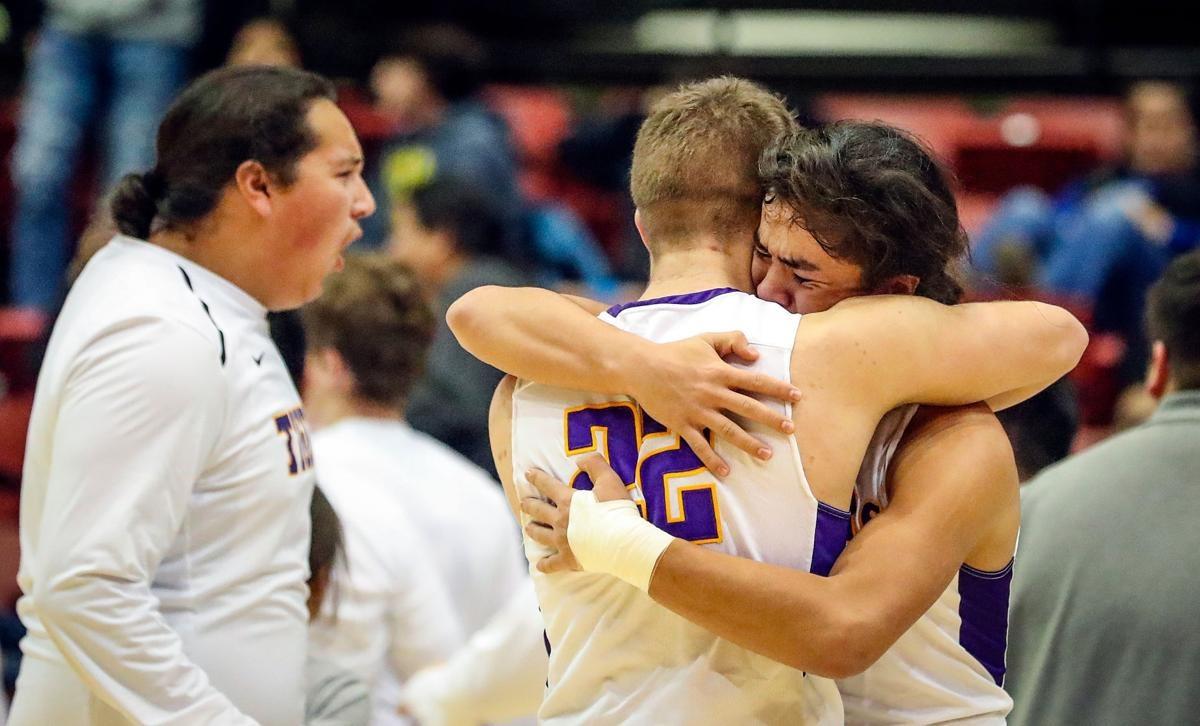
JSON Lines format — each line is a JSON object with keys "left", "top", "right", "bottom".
{"left": 790, "top": 290, "right": 824, "bottom": 315}
{"left": 751, "top": 257, "right": 768, "bottom": 286}
{"left": 801, "top": 287, "right": 857, "bottom": 314}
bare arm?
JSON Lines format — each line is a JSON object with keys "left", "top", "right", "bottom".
{"left": 488, "top": 375, "right": 521, "bottom": 522}
{"left": 802, "top": 296, "right": 1088, "bottom": 414}
{"left": 523, "top": 406, "right": 1019, "bottom": 678}
{"left": 452, "top": 285, "right": 801, "bottom": 475}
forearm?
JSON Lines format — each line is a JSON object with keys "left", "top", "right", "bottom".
{"left": 447, "top": 285, "right": 650, "bottom": 394}
{"left": 35, "top": 574, "right": 252, "bottom": 724}
{"left": 648, "top": 542, "right": 865, "bottom": 678}
{"left": 401, "top": 580, "right": 546, "bottom": 725}
{"left": 886, "top": 298, "right": 1088, "bottom": 410}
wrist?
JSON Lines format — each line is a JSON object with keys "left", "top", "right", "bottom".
{"left": 568, "top": 491, "right": 675, "bottom": 592}
{"left": 606, "top": 337, "right": 657, "bottom": 397}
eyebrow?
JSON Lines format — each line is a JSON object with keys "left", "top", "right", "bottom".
{"left": 778, "top": 253, "right": 820, "bottom": 272}
{"left": 332, "top": 154, "right": 364, "bottom": 168}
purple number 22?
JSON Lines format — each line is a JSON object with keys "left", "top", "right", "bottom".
{"left": 564, "top": 403, "right": 722, "bottom": 544}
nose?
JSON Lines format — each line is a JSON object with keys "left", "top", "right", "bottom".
{"left": 352, "top": 176, "right": 376, "bottom": 219}
{"left": 756, "top": 262, "right": 792, "bottom": 310}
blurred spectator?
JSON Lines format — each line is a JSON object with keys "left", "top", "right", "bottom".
{"left": 305, "top": 486, "right": 370, "bottom": 726}
{"left": 226, "top": 16, "right": 301, "bottom": 68}
{"left": 361, "top": 24, "right": 522, "bottom": 256}
{"left": 973, "top": 80, "right": 1200, "bottom": 384}
{"left": 8, "top": 0, "right": 199, "bottom": 311}
{"left": 1111, "top": 382, "right": 1158, "bottom": 432}
{"left": 994, "top": 378, "right": 1079, "bottom": 482}
{"left": 389, "top": 176, "right": 529, "bottom": 472}
{"left": 1006, "top": 249, "right": 1200, "bottom": 725}
{"left": 302, "top": 255, "right": 526, "bottom": 724}
{"left": 558, "top": 87, "right": 658, "bottom": 282}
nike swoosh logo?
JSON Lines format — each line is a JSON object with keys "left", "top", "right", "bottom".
{"left": 252, "top": 353, "right": 265, "bottom": 366}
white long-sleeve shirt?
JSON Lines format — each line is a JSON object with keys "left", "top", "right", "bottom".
{"left": 308, "top": 418, "right": 528, "bottom": 724}
{"left": 11, "top": 236, "right": 314, "bottom": 725}
{"left": 399, "top": 578, "right": 547, "bottom": 726}
{"left": 311, "top": 419, "right": 525, "bottom": 634}
{"left": 307, "top": 479, "right": 465, "bottom": 726}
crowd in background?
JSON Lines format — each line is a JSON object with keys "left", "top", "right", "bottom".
{"left": 0, "top": 3, "right": 1197, "bottom": 724}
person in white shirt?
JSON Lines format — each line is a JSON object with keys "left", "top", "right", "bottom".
{"left": 301, "top": 254, "right": 530, "bottom": 724}
{"left": 398, "top": 579, "right": 547, "bottom": 726}
{"left": 305, "top": 486, "right": 370, "bottom": 726}
{"left": 9, "top": 65, "right": 375, "bottom": 725}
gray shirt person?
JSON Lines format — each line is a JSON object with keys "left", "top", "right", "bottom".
{"left": 1006, "top": 389, "right": 1200, "bottom": 725}
{"left": 408, "top": 255, "right": 528, "bottom": 473}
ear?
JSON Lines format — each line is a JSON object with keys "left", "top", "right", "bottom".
{"left": 1145, "top": 340, "right": 1171, "bottom": 400}
{"left": 304, "top": 347, "right": 355, "bottom": 396}
{"left": 875, "top": 274, "right": 920, "bottom": 296}
{"left": 235, "top": 160, "right": 274, "bottom": 218}
{"left": 634, "top": 209, "right": 650, "bottom": 251}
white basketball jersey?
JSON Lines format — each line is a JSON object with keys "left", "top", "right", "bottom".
{"left": 840, "top": 405, "right": 1014, "bottom": 725}
{"left": 511, "top": 288, "right": 844, "bottom": 726}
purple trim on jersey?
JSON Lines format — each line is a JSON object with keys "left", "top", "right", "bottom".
{"left": 605, "top": 287, "right": 741, "bottom": 317}
{"left": 810, "top": 502, "right": 852, "bottom": 577}
{"left": 958, "top": 559, "right": 1013, "bottom": 686}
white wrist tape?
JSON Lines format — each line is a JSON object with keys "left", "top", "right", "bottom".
{"left": 568, "top": 491, "right": 675, "bottom": 592}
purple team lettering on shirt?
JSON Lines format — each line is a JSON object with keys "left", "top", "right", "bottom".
{"left": 274, "top": 407, "right": 314, "bottom": 475}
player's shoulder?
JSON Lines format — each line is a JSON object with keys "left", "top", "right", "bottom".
{"left": 899, "top": 404, "right": 1011, "bottom": 469}
{"left": 66, "top": 236, "right": 225, "bottom": 342}
{"left": 907, "top": 403, "right": 1002, "bottom": 438}
{"left": 801, "top": 295, "right": 940, "bottom": 337}
{"left": 605, "top": 288, "right": 799, "bottom": 348}
{"left": 725, "top": 293, "right": 802, "bottom": 348}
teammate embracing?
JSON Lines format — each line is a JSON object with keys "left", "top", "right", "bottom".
{"left": 452, "top": 80, "right": 1085, "bottom": 724}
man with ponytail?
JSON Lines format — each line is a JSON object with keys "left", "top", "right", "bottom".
{"left": 9, "top": 65, "right": 375, "bottom": 725}
{"left": 450, "top": 115, "right": 1082, "bottom": 723}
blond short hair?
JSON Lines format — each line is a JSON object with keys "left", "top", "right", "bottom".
{"left": 630, "top": 77, "right": 795, "bottom": 249}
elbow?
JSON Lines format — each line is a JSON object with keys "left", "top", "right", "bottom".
{"left": 1042, "top": 303, "right": 1090, "bottom": 375}
{"left": 796, "top": 611, "right": 889, "bottom": 680}
{"left": 31, "top": 567, "right": 88, "bottom": 629}
{"left": 446, "top": 286, "right": 498, "bottom": 349}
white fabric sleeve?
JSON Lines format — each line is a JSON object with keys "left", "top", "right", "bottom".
{"left": 30, "top": 317, "right": 255, "bottom": 725}
{"left": 399, "top": 578, "right": 547, "bottom": 726}
{"left": 386, "top": 522, "right": 467, "bottom": 679}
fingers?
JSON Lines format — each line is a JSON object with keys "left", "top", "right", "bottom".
{"left": 705, "top": 331, "right": 759, "bottom": 363}
{"left": 524, "top": 521, "right": 557, "bottom": 548}
{"left": 578, "top": 454, "right": 631, "bottom": 503}
{"left": 520, "top": 496, "right": 559, "bottom": 525}
{"left": 718, "top": 389, "right": 795, "bottom": 434}
{"left": 681, "top": 427, "right": 730, "bottom": 478}
{"left": 708, "top": 413, "right": 773, "bottom": 464}
{"left": 537, "top": 552, "right": 578, "bottom": 574}
{"left": 726, "top": 368, "right": 802, "bottom": 406}
{"left": 525, "top": 468, "right": 573, "bottom": 507}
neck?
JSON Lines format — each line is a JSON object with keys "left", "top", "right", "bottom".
{"left": 151, "top": 219, "right": 274, "bottom": 308}
{"left": 308, "top": 394, "right": 403, "bottom": 430}
{"left": 641, "top": 240, "right": 751, "bottom": 300}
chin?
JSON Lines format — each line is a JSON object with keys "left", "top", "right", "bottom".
{"left": 267, "top": 286, "right": 320, "bottom": 313}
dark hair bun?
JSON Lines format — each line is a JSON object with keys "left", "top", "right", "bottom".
{"left": 110, "top": 171, "right": 163, "bottom": 239}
